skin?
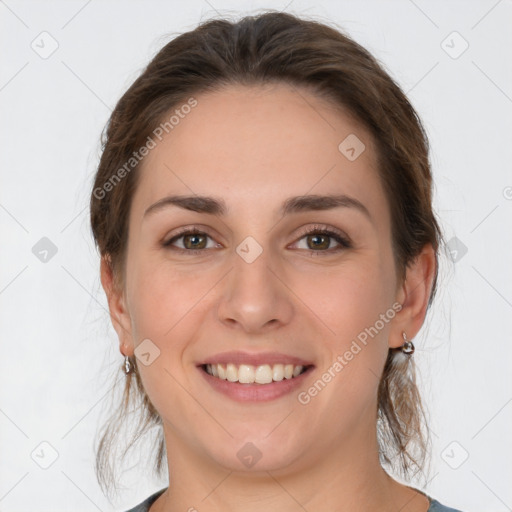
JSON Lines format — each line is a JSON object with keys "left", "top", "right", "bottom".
{"left": 101, "top": 83, "right": 436, "bottom": 512}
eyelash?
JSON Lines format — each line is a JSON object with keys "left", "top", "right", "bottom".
{"left": 162, "top": 224, "right": 352, "bottom": 256}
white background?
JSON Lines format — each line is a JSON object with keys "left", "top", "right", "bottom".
{"left": 1, "top": 1, "right": 511, "bottom": 511}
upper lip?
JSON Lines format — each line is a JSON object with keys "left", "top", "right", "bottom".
{"left": 199, "top": 351, "right": 314, "bottom": 367}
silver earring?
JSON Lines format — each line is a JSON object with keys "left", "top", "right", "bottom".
{"left": 401, "top": 332, "right": 415, "bottom": 355}
{"left": 123, "top": 355, "right": 133, "bottom": 374}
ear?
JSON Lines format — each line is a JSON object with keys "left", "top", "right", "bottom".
{"left": 100, "top": 255, "right": 134, "bottom": 356}
{"left": 389, "top": 243, "right": 437, "bottom": 349}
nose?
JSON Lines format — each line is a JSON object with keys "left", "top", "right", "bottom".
{"left": 216, "top": 243, "right": 294, "bottom": 334}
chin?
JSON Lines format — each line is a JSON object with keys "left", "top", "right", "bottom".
{"left": 201, "top": 431, "right": 305, "bottom": 473}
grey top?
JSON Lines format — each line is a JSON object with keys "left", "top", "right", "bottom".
{"left": 124, "top": 488, "right": 465, "bottom": 512}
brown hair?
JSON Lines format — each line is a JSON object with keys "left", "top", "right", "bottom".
{"left": 91, "top": 10, "right": 444, "bottom": 498}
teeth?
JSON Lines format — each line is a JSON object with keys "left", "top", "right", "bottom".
{"left": 272, "top": 364, "right": 284, "bottom": 381}
{"left": 226, "top": 363, "right": 238, "bottom": 382}
{"left": 205, "top": 363, "right": 306, "bottom": 384}
{"left": 238, "top": 364, "right": 254, "bottom": 383}
{"left": 255, "top": 364, "right": 273, "bottom": 384}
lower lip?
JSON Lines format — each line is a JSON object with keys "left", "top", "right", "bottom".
{"left": 198, "top": 366, "right": 314, "bottom": 402}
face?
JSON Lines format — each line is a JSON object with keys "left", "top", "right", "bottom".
{"left": 109, "top": 83, "right": 407, "bottom": 474}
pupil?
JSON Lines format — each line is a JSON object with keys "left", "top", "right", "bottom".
{"left": 310, "top": 234, "right": 328, "bottom": 249}
{"left": 186, "top": 234, "right": 204, "bottom": 249}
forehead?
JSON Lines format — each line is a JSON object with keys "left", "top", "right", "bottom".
{"left": 131, "top": 83, "right": 389, "bottom": 226}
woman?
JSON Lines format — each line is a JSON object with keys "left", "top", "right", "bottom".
{"left": 90, "top": 11, "right": 464, "bottom": 512}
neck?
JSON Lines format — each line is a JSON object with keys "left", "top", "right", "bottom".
{"left": 150, "top": 415, "right": 428, "bottom": 512}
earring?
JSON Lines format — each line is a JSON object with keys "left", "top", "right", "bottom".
{"left": 123, "top": 355, "right": 134, "bottom": 374}
{"left": 401, "top": 332, "right": 415, "bottom": 355}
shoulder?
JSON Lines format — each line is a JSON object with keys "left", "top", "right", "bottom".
{"left": 123, "top": 488, "right": 167, "bottom": 512}
{"left": 124, "top": 489, "right": 466, "bottom": 512}
{"left": 428, "top": 498, "right": 466, "bottom": 512}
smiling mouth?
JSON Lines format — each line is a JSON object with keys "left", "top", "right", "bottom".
{"left": 201, "top": 363, "right": 311, "bottom": 384}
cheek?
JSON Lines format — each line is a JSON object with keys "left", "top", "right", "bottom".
{"left": 304, "top": 261, "right": 392, "bottom": 397}
{"left": 125, "top": 260, "right": 203, "bottom": 415}
{"left": 128, "top": 258, "right": 192, "bottom": 335}
{"left": 126, "top": 258, "right": 218, "bottom": 368}
{"left": 309, "top": 261, "right": 391, "bottom": 340}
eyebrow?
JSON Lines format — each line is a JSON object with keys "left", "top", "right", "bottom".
{"left": 143, "top": 193, "right": 372, "bottom": 221}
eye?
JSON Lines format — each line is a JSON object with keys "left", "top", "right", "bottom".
{"left": 162, "top": 227, "right": 219, "bottom": 255}
{"left": 162, "top": 224, "right": 352, "bottom": 256}
{"left": 291, "top": 224, "right": 352, "bottom": 255}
